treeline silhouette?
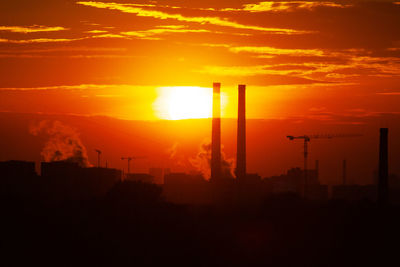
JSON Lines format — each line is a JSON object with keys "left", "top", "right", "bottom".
{"left": 1, "top": 161, "right": 400, "bottom": 266}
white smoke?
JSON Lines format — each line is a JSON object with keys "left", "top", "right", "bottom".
{"left": 166, "top": 142, "right": 179, "bottom": 159}
{"left": 189, "top": 140, "right": 235, "bottom": 180}
{"left": 29, "top": 120, "right": 91, "bottom": 167}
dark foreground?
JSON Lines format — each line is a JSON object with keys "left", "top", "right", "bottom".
{"left": 1, "top": 181, "right": 399, "bottom": 267}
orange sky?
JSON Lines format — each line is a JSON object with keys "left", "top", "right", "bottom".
{"left": 1, "top": 1, "right": 400, "bottom": 182}
{"left": 0, "top": 0, "right": 399, "bottom": 121}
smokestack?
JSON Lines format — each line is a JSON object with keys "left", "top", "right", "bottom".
{"left": 211, "top": 82, "right": 221, "bottom": 181}
{"left": 342, "top": 160, "right": 347, "bottom": 185}
{"left": 315, "top": 160, "right": 319, "bottom": 181}
{"left": 236, "top": 84, "right": 246, "bottom": 181}
{"left": 378, "top": 128, "right": 389, "bottom": 206}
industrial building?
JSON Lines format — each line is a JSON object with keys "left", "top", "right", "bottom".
{"left": 163, "top": 172, "right": 211, "bottom": 204}
{"left": 149, "top": 168, "right": 170, "bottom": 184}
{"left": 126, "top": 173, "right": 155, "bottom": 183}
{"left": 0, "top": 160, "right": 38, "bottom": 196}
{"left": 41, "top": 161, "right": 121, "bottom": 200}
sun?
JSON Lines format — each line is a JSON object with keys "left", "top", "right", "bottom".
{"left": 154, "top": 86, "right": 222, "bottom": 120}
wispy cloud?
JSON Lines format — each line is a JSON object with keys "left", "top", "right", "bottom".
{"left": 197, "top": 57, "right": 400, "bottom": 80}
{"left": 197, "top": 42, "right": 400, "bottom": 80}
{"left": 85, "top": 29, "right": 108, "bottom": 33}
{"left": 0, "top": 84, "right": 113, "bottom": 91}
{"left": 0, "top": 38, "right": 83, "bottom": 44}
{"left": 376, "top": 92, "right": 400, "bottom": 95}
{"left": 0, "top": 47, "right": 127, "bottom": 53}
{"left": 0, "top": 54, "right": 137, "bottom": 59}
{"left": 197, "top": 65, "right": 300, "bottom": 76}
{"left": 0, "top": 32, "right": 133, "bottom": 44}
{"left": 197, "top": 62, "right": 349, "bottom": 78}
{"left": 0, "top": 84, "right": 172, "bottom": 92}
{"left": 122, "top": 25, "right": 210, "bottom": 40}
{"left": 76, "top": 1, "right": 311, "bottom": 34}
{"left": 0, "top": 25, "right": 67, "bottom": 33}
{"left": 223, "top": 1, "right": 351, "bottom": 12}
{"left": 229, "top": 46, "right": 324, "bottom": 56}
{"left": 0, "top": 45, "right": 129, "bottom": 58}
{"left": 91, "top": 33, "right": 127, "bottom": 39}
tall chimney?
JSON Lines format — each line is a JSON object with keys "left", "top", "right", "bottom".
{"left": 236, "top": 85, "right": 246, "bottom": 181}
{"left": 342, "top": 160, "right": 347, "bottom": 185}
{"left": 211, "top": 82, "right": 221, "bottom": 181}
{"left": 315, "top": 160, "right": 319, "bottom": 181}
{"left": 378, "top": 128, "right": 389, "bottom": 206}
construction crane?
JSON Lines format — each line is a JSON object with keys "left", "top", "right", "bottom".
{"left": 121, "top": 156, "right": 146, "bottom": 174}
{"left": 95, "top": 149, "right": 102, "bottom": 168}
{"left": 286, "top": 134, "right": 362, "bottom": 197}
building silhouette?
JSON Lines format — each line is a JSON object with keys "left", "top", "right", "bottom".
{"left": 163, "top": 172, "right": 211, "bottom": 204}
{"left": 331, "top": 184, "right": 377, "bottom": 202}
{"left": 0, "top": 160, "right": 38, "bottom": 196}
{"left": 149, "top": 167, "right": 170, "bottom": 184}
{"left": 126, "top": 173, "right": 155, "bottom": 183}
{"left": 264, "top": 167, "right": 327, "bottom": 199}
{"left": 41, "top": 161, "right": 121, "bottom": 200}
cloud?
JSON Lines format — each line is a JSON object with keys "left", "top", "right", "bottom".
{"left": 0, "top": 25, "right": 68, "bottom": 33}
{"left": 121, "top": 25, "right": 210, "bottom": 40}
{"left": 229, "top": 46, "right": 324, "bottom": 56}
{"left": 0, "top": 38, "right": 83, "bottom": 44}
{"left": 196, "top": 59, "right": 396, "bottom": 80}
{"left": 0, "top": 84, "right": 113, "bottom": 91}
{"left": 223, "top": 1, "right": 352, "bottom": 12}
{"left": 0, "top": 84, "right": 160, "bottom": 93}
{"left": 85, "top": 30, "right": 108, "bottom": 33}
{"left": 197, "top": 65, "right": 298, "bottom": 76}
{"left": 94, "top": 94, "right": 123, "bottom": 98}
{"left": 196, "top": 43, "right": 400, "bottom": 80}
{"left": 376, "top": 92, "right": 400, "bottom": 95}
{"left": 91, "top": 33, "right": 127, "bottom": 39}
{"left": 0, "top": 47, "right": 127, "bottom": 53}
{"left": 68, "top": 54, "right": 138, "bottom": 59}
{"left": 76, "top": 1, "right": 311, "bottom": 34}
{"left": 0, "top": 32, "right": 133, "bottom": 44}
{"left": 0, "top": 46, "right": 129, "bottom": 58}
{"left": 196, "top": 63, "right": 338, "bottom": 78}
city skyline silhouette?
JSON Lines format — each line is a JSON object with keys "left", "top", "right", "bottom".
{"left": 1, "top": 0, "right": 400, "bottom": 266}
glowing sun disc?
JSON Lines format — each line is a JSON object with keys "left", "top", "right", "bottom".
{"left": 154, "top": 86, "right": 214, "bottom": 120}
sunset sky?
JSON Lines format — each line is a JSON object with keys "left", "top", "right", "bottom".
{"left": 0, "top": 0, "right": 399, "bottom": 120}
{"left": 1, "top": 1, "right": 400, "bottom": 182}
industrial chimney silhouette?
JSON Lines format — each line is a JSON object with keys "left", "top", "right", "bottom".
{"left": 211, "top": 82, "right": 221, "bottom": 181}
{"left": 378, "top": 128, "right": 389, "bottom": 206}
{"left": 236, "top": 85, "right": 246, "bottom": 181}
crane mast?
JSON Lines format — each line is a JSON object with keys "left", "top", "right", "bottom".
{"left": 287, "top": 134, "right": 362, "bottom": 198}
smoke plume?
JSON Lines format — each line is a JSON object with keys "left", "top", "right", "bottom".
{"left": 29, "top": 120, "right": 91, "bottom": 167}
{"left": 166, "top": 142, "right": 179, "bottom": 159}
{"left": 189, "top": 140, "right": 235, "bottom": 180}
